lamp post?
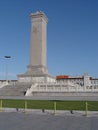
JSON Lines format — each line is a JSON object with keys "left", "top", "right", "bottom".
{"left": 4, "top": 56, "right": 11, "bottom": 82}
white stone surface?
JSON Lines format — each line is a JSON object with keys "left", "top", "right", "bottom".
{"left": 84, "top": 73, "right": 91, "bottom": 87}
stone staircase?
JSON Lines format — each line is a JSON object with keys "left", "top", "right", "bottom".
{"left": 0, "top": 82, "right": 32, "bottom": 96}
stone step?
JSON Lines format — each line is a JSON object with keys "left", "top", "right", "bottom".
{"left": 0, "top": 84, "right": 31, "bottom": 96}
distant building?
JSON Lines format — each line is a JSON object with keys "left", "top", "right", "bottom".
{"left": 56, "top": 73, "right": 98, "bottom": 88}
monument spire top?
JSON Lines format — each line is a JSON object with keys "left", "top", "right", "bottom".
{"left": 30, "top": 11, "right": 48, "bottom": 23}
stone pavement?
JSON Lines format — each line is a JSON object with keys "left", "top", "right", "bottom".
{"left": 0, "top": 110, "right": 98, "bottom": 130}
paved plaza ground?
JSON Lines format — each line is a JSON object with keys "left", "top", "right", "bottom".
{"left": 0, "top": 110, "right": 98, "bottom": 130}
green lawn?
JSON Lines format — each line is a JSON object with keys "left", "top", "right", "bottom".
{"left": 0, "top": 99, "right": 98, "bottom": 111}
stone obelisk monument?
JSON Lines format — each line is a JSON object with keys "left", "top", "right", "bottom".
{"left": 18, "top": 11, "right": 54, "bottom": 82}
{"left": 28, "top": 11, "right": 48, "bottom": 75}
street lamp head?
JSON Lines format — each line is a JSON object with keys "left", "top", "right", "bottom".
{"left": 4, "top": 56, "right": 11, "bottom": 58}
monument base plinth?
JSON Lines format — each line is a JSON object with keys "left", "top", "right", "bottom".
{"left": 26, "top": 65, "right": 48, "bottom": 76}
{"left": 18, "top": 74, "right": 55, "bottom": 83}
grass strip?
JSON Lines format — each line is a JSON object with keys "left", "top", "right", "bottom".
{"left": 0, "top": 99, "right": 98, "bottom": 111}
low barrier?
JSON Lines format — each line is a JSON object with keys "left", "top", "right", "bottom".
{"left": 0, "top": 99, "right": 98, "bottom": 116}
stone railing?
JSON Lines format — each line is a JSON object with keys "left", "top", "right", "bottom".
{"left": 0, "top": 81, "right": 9, "bottom": 88}
{"left": 25, "top": 81, "right": 98, "bottom": 97}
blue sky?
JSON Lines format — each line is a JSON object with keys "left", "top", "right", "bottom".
{"left": 0, "top": 0, "right": 98, "bottom": 80}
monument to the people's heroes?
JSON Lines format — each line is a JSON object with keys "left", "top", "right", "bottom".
{"left": 18, "top": 11, "right": 55, "bottom": 82}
